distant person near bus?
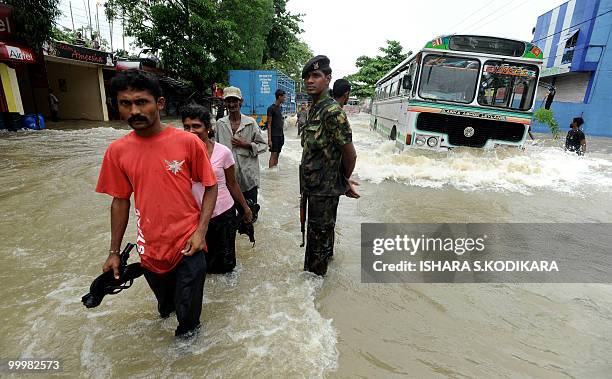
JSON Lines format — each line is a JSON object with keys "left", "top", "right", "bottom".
{"left": 565, "top": 117, "right": 586, "bottom": 155}
{"left": 96, "top": 70, "right": 218, "bottom": 338}
{"left": 267, "top": 89, "right": 286, "bottom": 168}
{"left": 181, "top": 104, "right": 253, "bottom": 274}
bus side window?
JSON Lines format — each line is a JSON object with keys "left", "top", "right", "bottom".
{"left": 390, "top": 81, "right": 397, "bottom": 98}
{"left": 409, "top": 63, "right": 418, "bottom": 97}
{"left": 397, "top": 78, "right": 403, "bottom": 96}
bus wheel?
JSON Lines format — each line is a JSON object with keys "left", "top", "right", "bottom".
{"left": 390, "top": 126, "right": 397, "bottom": 141}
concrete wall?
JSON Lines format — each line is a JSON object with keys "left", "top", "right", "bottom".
{"left": 45, "top": 60, "right": 108, "bottom": 121}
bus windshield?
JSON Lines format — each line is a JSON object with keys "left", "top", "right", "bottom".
{"left": 477, "top": 61, "right": 538, "bottom": 111}
{"left": 419, "top": 55, "right": 480, "bottom": 104}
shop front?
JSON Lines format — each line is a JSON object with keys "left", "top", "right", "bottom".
{"left": 42, "top": 40, "right": 114, "bottom": 121}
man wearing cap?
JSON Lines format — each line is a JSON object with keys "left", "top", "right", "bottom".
{"left": 332, "top": 79, "right": 352, "bottom": 108}
{"left": 216, "top": 86, "right": 267, "bottom": 206}
{"left": 300, "top": 55, "right": 360, "bottom": 276}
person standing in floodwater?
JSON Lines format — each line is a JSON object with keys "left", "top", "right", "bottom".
{"left": 332, "top": 79, "right": 351, "bottom": 108}
{"left": 216, "top": 86, "right": 267, "bottom": 209}
{"left": 565, "top": 117, "right": 586, "bottom": 155}
{"left": 267, "top": 89, "right": 286, "bottom": 168}
{"left": 181, "top": 104, "right": 253, "bottom": 273}
{"left": 96, "top": 70, "right": 218, "bottom": 338}
{"left": 299, "top": 55, "right": 360, "bottom": 276}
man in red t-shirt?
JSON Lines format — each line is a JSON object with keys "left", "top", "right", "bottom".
{"left": 96, "top": 70, "right": 218, "bottom": 337}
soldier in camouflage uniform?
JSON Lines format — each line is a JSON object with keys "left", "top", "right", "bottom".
{"left": 300, "top": 55, "right": 360, "bottom": 276}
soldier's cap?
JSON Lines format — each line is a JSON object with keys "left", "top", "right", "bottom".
{"left": 302, "top": 55, "right": 331, "bottom": 79}
{"left": 223, "top": 86, "right": 242, "bottom": 100}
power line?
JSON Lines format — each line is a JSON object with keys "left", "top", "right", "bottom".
{"left": 533, "top": 8, "right": 612, "bottom": 43}
{"left": 457, "top": 0, "right": 520, "bottom": 33}
{"left": 447, "top": 0, "right": 499, "bottom": 34}
{"left": 465, "top": 0, "right": 531, "bottom": 34}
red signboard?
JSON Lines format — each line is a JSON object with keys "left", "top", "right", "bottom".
{"left": 0, "top": 42, "right": 35, "bottom": 63}
{"left": 0, "top": 5, "right": 14, "bottom": 38}
{"left": 44, "top": 40, "right": 114, "bottom": 66}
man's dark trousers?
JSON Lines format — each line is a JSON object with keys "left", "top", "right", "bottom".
{"left": 143, "top": 251, "right": 207, "bottom": 336}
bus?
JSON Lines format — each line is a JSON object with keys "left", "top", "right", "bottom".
{"left": 371, "top": 35, "right": 544, "bottom": 150}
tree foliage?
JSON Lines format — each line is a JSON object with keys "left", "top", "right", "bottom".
{"left": 264, "top": 0, "right": 303, "bottom": 62}
{"left": 105, "top": 0, "right": 306, "bottom": 93}
{"left": 533, "top": 108, "right": 560, "bottom": 139}
{"left": 50, "top": 26, "right": 110, "bottom": 50}
{"left": 262, "top": 39, "right": 311, "bottom": 89}
{"left": 3, "top": 0, "right": 61, "bottom": 50}
{"left": 346, "top": 40, "right": 411, "bottom": 98}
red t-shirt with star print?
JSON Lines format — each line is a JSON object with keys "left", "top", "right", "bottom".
{"left": 96, "top": 126, "right": 217, "bottom": 273}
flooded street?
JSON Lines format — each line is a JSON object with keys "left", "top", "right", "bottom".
{"left": 1, "top": 114, "right": 612, "bottom": 377}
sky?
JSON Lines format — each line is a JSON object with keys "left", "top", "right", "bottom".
{"left": 54, "top": 0, "right": 568, "bottom": 83}
{"left": 287, "top": 0, "right": 568, "bottom": 81}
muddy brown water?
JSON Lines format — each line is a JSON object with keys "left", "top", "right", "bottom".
{"left": 1, "top": 114, "right": 611, "bottom": 377}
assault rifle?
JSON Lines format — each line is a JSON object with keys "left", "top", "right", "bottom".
{"left": 81, "top": 243, "right": 143, "bottom": 308}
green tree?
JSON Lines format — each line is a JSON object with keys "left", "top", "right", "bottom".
{"left": 346, "top": 40, "right": 411, "bottom": 98}
{"left": 264, "top": 0, "right": 303, "bottom": 62}
{"left": 262, "top": 39, "right": 312, "bottom": 89}
{"left": 3, "top": 0, "right": 61, "bottom": 50}
{"left": 106, "top": 0, "right": 281, "bottom": 92}
{"left": 50, "top": 26, "right": 110, "bottom": 50}
{"left": 533, "top": 108, "right": 560, "bottom": 139}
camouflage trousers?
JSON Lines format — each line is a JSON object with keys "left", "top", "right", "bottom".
{"left": 304, "top": 195, "right": 339, "bottom": 276}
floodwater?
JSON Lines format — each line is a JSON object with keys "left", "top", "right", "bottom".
{"left": 1, "top": 114, "right": 612, "bottom": 378}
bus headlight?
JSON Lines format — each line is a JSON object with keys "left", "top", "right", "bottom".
{"left": 415, "top": 135, "right": 426, "bottom": 146}
{"left": 427, "top": 136, "right": 438, "bottom": 147}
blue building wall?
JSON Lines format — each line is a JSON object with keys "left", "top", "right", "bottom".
{"left": 531, "top": 0, "right": 612, "bottom": 137}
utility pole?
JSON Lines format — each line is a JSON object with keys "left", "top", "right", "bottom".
{"left": 69, "top": 1, "right": 76, "bottom": 33}
{"left": 109, "top": 17, "right": 113, "bottom": 52}
{"left": 122, "top": 7, "right": 125, "bottom": 51}
{"left": 84, "top": 0, "right": 93, "bottom": 39}
{"left": 95, "top": 2, "right": 100, "bottom": 42}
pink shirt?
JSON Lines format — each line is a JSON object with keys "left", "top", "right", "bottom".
{"left": 192, "top": 142, "right": 236, "bottom": 217}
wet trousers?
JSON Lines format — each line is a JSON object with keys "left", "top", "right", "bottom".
{"left": 242, "top": 186, "right": 258, "bottom": 205}
{"left": 143, "top": 251, "right": 206, "bottom": 336}
{"left": 205, "top": 206, "right": 238, "bottom": 273}
{"left": 304, "top": 195, "right": 339, "bottom": 276}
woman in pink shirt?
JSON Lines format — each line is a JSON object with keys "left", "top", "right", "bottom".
{"left": 182, "top": 105, "right": 252, "bottom": 273}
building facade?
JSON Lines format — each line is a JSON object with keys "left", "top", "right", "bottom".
{"left": 532, "top": 0, "right": 612, "bottom": 136}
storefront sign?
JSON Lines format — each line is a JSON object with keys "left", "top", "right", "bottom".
{"left": 45, "top": 40, "right": 114, "bottom": 66}
{"left": 0, "top": 5, "right": 14, "bottom": 38}
{"left": 0, "top": 42, "right": 35, "bottom": 63}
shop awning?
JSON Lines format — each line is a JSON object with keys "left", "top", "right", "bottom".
{"left": 0, "top": 42, "right": 36, "bottom": 63}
